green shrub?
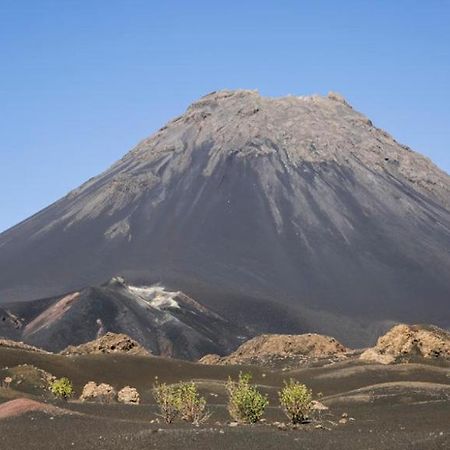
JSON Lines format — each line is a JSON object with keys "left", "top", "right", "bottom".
{"left": 226, "top": 372, "right": 268, "bottom": 423}
{"left": 176, "top": 381, "right": 210, "bottom": 425}
{"left": 279, "top": 379, "right": 312, "bottom": 424}
{"left": 50, "top": 377, "right": 73, "bottom": 400}
{"left": 152, "top": 381, "right": 179, "bottom": 423}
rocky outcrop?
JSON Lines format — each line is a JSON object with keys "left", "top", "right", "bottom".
{"left": 79, "top": 382, "right": 116, "bottom": 403}
{"left": 360, "top": 324, "right": 450, "bottom": 364}
{"left": 61, "top": 332, "right": 150, "bottom": 357}
{"left": 117, "top": 386, "right": 140, "bottom": 405}
{"left": 199, "top": 333, "right": 348, "bottom": 368}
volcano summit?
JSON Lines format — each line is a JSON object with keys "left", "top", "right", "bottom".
{"left": 1, "top": 90, "right": 449, "bottom": 346}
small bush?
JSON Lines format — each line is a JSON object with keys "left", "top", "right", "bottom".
{"left": 279, "top": 379, "right": 312, "bottom": 424}
{"left": 226, "top": 372, "right": 268, "bottom": 423}
{"left": 153, "top": 381, "right": 179, "bottom": 423}
{"left": 176, "top": 382, "right": 210, "bottom": 425}
{"left": 50, "top": 377, "right": 73, "bottom": 400}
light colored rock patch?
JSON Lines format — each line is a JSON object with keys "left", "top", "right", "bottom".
{"left": 117, "top": 386, "right": 140, "bottom": 405}
{"left": 104, "top": 218, "right": 130, "bottom": 240}
{"left": 79, "top": 382, "right": 117, "bottom": 403}
{"left": 128, "top": 285, "right": 181, "bottom": 310}
{"left": 360, "top": 324, "right": 450, "bottom": 364}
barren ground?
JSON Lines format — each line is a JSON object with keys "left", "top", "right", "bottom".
{"left": 0, "top": 347, "right": 449, "bottom": 449}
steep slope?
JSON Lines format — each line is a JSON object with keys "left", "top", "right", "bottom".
{"left": 0, "top": 90, "right": 449, "bottom": 346}
{"left": 2, "top": 278, "right": 247, "bottom": 359}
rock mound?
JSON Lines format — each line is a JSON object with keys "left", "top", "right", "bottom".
{"left": 200, "top": 333, "right": 348, "bottom": 368}
{"left": 117, "top": 386, "right": 140, "bottom": 405}
{"left": 61, "top": 332, "right": 150, "bottom": 356}
{"left": 79, "top": 382, "right": 116, "bottom": 403}
{"left": 360, "top": 324, "right": 450, "bottom": 364}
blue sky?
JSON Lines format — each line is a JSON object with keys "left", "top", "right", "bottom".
{"left": 0, "top": 0, "right": 449, "bottom": 232}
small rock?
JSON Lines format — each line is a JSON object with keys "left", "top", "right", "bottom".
{"left": 341, "top": 412, "right": 348, "bottom": 418}
{"left": 228, "top": 422, "right": 239, "bottom": 427}
{"left": 339, "top": 418, "right": 348, "bottom": 425}
{"left": 311, "top": 400, "right": 329, "bottom": 411}
{"left": 277, "top": 423, "right": 287, "bottom": 431}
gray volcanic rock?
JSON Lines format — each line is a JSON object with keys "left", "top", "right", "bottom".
{"left": 0, "top": 90, "right": 449, "bottom": 346}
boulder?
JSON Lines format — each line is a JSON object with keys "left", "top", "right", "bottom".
{"left": 117, "top": 386, "right": 140, "bottom": 405}
{"left": 79, "top": 382, "right": 116, "bottom": 403}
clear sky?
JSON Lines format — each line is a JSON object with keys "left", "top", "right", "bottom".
{"left": 1, "top": 1, "right": 449, "bottom": 232}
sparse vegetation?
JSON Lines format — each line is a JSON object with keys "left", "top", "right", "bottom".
{"left": 279, "top": 379, "right": 312, "bottom": 424}
{"left": 152, "top": 381, "right": 180, "bottom": 423}
{"left": 226, "top": 372, "right": 268, "bottom": 423}
{"left": 50, "top": 377, "right": 73, "bottom": 400}
{"left": 175, "top": 381, "right": 210, "bottom": 425}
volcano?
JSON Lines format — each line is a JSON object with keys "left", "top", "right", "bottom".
{"left": 1, "top": 90, "right": 449, "bottom": 346}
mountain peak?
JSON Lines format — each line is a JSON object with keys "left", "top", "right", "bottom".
{"left": 0, "top": 90, "right": 449, "bottom": 346}
{"left": 122, "top": 89, "right": 448, "bottom": 207}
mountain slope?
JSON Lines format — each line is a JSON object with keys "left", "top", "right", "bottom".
{"left": 0, "top": 90, "right": 449, "bottom": 345}
{"left": 1, "top": 278, "right": 247, "bottom": 359}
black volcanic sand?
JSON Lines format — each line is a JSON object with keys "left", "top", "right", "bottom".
{"left": 0, "top": 348, "right": 449, "bottom": 449}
